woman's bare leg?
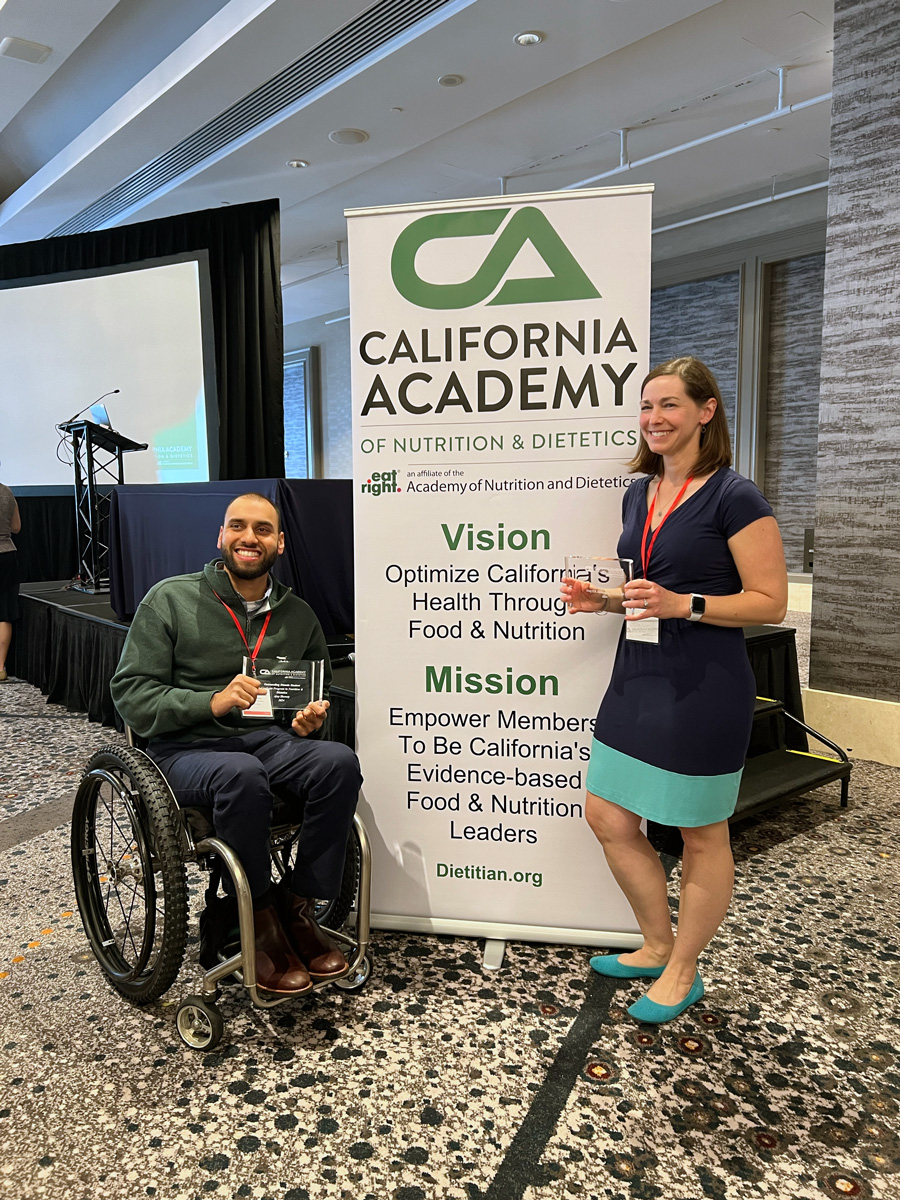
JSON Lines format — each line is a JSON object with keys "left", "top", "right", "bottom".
{"left": 585, "top": 791, "right": 673, "bottom": 966}
{"left": 0, "top": 621, "right": 11, "bottom": 674}
{"left": 642, "top": 819, "right": 733, "bottom": 1004}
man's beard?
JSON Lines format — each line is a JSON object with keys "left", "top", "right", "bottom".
{"left": 222, "top": 543, "right": 277, "bottom": 580}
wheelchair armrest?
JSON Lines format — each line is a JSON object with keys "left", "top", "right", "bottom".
{"left": 181, "top": 807, "right": 216, "bottom": 840}
{"left": 124, "top": 725, "right": 150, "bottom": 751}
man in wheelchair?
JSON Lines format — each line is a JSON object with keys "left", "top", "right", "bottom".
{"left": 110, "top": 492, "right": 362, "bottom": 996}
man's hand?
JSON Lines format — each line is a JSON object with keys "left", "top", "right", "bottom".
{"left": 291, "top": 699, "right": 330, "bottom": 737}
{"left": 210, "top": 673, "right": 264, "bottom": 717}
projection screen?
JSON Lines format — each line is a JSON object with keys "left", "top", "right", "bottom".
{"left": 0, "top": 253, "right": 218, "bottom": 489}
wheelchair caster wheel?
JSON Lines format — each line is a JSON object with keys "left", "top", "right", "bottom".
{"left": 332, "top": 954, "right": 372, "bottom": 993}
{"left": 176, "top": 995, "right": 224, "bottom": 1050}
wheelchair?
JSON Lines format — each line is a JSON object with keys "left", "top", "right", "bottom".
{"left": 70, "top": 739, "right": 372, "bottom": 1051}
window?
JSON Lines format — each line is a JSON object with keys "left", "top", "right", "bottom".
{"left": 283, "top": 346, "right": 322, "bottom": 477}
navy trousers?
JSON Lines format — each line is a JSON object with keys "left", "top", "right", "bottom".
{"left": 148, "top": 727, "right": 362, "bottom": 898}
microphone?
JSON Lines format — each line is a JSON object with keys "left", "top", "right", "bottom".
{"left": 331, "top": 652, "right": 356, "bottom": 668}
{"left": 57, "top": 389, "right": 120, "bottom": 429}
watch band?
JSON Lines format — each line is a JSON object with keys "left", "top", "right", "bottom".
{"left": 688, "top": 593, "right": 705, "bottom": 622}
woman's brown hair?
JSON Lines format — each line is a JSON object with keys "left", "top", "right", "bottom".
{"left": 627, "top": 356, "right": 732, "bottom": 477}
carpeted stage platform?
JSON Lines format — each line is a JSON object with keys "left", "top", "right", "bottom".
{"left": 10, "top": 582, "right": 131, "bottom": 727}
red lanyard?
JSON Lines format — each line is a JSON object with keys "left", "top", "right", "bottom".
{"left": 213, "top": 590, "right": 271, "bottom": 672}
{"left": 640, "top": 476, "right": 692, "bottom": 578}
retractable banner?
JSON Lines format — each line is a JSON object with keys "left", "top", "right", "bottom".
{"left": 347, "top": 186, "right": 652, "bottom": 945}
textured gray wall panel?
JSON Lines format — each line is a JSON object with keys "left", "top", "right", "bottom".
{"left": 765, "top": 253, "right": 825, "bottom": 572}
{"left": 811, "top": 0, "right": 900, "bottom": 700}
{"left": 650, "top": 271, "right": 740, "bottom": 436}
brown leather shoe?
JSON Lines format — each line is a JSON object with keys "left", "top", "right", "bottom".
{"left": 282, "top": 893, "right": 348, "bottom": 978}
{"left": 252, "top": 905, "right": 313, "bottom": 994}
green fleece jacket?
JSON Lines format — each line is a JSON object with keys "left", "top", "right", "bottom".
{"left": 110, "top": 560, "right": 331, "bottom": 741}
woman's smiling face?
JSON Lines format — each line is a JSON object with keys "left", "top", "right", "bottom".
{"left": 639, "top": 374, "right": 716, "bottom": 459}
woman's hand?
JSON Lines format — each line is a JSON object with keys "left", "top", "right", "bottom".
{"left": 561, "top": 577, "right": 607, "bottom": 614}
{"left": 622, "top": 578, "right": 685, "bottom": 620}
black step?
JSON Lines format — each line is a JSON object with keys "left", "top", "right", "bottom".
{"left": 734, "top": 748, "right": 851, "bottom": 820}
{"left": 647, "top": 746, "right": 851, "bottom": 855}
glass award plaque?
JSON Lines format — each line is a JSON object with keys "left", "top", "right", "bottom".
{"left": 564, "top": 556, "right": 633, "bottom": 597}
{"left": 243, "top": 657, "right": 325, "bottom": 714}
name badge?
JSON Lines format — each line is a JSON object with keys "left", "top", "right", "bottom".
{"left": 625, "top": 614, "right": 660, "bottom": 644}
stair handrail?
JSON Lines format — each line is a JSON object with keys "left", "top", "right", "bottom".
{"left": 782, "top": 711, "right": 851, "bottom": 765}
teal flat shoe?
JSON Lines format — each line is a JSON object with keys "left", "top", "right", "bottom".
{"left": 589, "top": 954, "right": 666, "bottom": 980}
{"left": 627, "top": 973, "right": 705, "bottom": 1023}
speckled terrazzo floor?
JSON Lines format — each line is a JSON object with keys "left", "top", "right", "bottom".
{"left": 1, "top": 672, "right": 899, "bottom": 1200}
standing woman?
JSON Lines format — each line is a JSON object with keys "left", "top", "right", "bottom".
{"left": 562, "top": 357, "right": 787, "bottom": 1023}
{"left": 0, "top": 481, "right": 21, "bottom": 682}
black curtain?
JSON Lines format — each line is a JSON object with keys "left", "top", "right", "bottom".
{"left": 12, "top": 496, "right": 78, "bottom": 581}
{"left": 0, "top": 199, "right": 284, "bottom": 480}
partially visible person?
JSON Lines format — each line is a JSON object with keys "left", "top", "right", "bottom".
{"left": 111, "top": 492, "right": 362, "bottom": 995}
{"left": 561, "top": 356, "right": 787, "bottom": 1024}
{"left": 0, "top": 482, "right": 21, "bottom": 682}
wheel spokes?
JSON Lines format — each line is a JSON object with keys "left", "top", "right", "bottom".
{"left": 89, "top": 771, "right": 161, "bottom": 977}
{"left": 72, "top": 747, "right": 189, "bottom": 1004}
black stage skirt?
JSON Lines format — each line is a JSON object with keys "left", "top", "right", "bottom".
{"left": 0, "top": 551, "right": 20, "bottom": 622}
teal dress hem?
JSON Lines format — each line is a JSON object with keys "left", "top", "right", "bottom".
{"left": 586, "top": 738, "right": 741, "bottom": 827}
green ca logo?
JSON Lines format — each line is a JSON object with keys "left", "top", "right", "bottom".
{"left": 391, "top": 206, "right": 600, "bottom": 310}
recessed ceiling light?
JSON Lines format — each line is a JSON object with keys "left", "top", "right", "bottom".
{"left": 0, "top": 36, "right": 52, "bottom": 64}
{"left": 328, "top": 128, "right": 369, "bottom": 145}
{"left": 287, "top": 159, "right": 310, "bottom": 168}
{"left": 438, "top": 73, "right": 464, "bottom": 87}
{"left": 514, "top": 31, "right": 544, "bottom": 47}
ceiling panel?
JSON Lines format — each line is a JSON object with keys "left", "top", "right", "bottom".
{"left": 0, "top": 0, "right": 834, "bottom": 322}
{"left": 0, "top": 0, "right": 122, "bottom": 131}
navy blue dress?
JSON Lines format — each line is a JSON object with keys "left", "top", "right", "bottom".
{"left": 586, "top": 468, "right": 774, "bottom": 826}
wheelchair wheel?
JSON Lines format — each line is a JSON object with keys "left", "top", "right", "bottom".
{"left": 71, "top": 746, "right": 188, "bottom": 1005}
{"left": 176, "top": 995, "right": 224, "bottom": 1051}
{"left": 272, "top": 822, "right": 361, "bottom": 930}
{"left": 312, "top": 824, "right": 361, "bottom": 929}
{"left": 332, "top": 952, "right": 372, "bottom": 993}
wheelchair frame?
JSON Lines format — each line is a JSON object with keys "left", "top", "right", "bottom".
{"left": 71, "top": 743, "right": 372, "bottom": 1051}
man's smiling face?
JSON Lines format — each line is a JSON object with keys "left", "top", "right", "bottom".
{"left": 217, "top": 495, "right": 284, "bottom": 583}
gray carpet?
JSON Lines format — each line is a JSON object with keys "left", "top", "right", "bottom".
{"left": 1, "top": 675, "right": 897, "bottom": 1200}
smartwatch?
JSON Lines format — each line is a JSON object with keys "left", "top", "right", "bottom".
{"left": 688, "top": 594, "right": 706, "bottom": 622}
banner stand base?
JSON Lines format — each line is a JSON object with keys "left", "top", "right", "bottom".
{"left": 365, "top": 912, "right": 643, "bottom": 951}
{"left": 482, "top": 939, "right": 506, "bottom": 971}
